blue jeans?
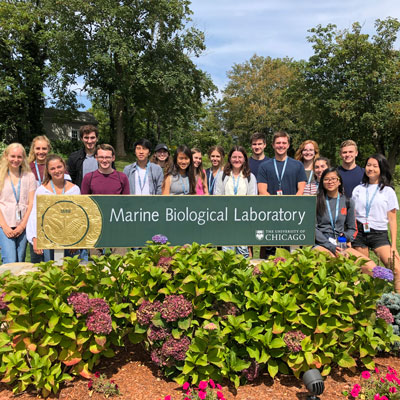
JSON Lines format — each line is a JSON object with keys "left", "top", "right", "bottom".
{"left": 222, "top": 246, "right": 249, "bottom": 258}
{"left": 0, "top": 228, "right": 27, "bottom": 264}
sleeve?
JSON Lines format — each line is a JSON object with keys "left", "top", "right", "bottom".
{"left": 214, "top": 174, "right": 225, "bottom": 195}
{"left": 67, "top": 155, "right": 77, "bottom": 184}
{"left": 120, "top": 173, "right": 130, "bottom": 194}
{"left": 297, "top": 162, "right": 307, "bottom": 183}
{"left": 154, "top": 165, "right": 163, "bottom": 195}
{"left": 80, "top": 173, "right": 91, "bottom": 195}
{"left": 26, "top": 187, "right": 40, "bottom": 244}
{"left": 256, "top": 163, "right": 269, "bottom": 184}
{"left": 386, "top": 187, "right": 399, "bottom": 211}
{"left": 315, "top": 224, "right": 336, "bottom": 253}
{"left": 27, "top": 172, "right": 37, "bottom": 193}
{"left": 247, "top": 174, "right": 258, "bottom": 195}
{"left": 344, "top": 198, "right": 357, "bottom": 242}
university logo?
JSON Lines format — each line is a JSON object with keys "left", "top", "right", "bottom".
{"left": 255, "top": 230, "right": 264, "bottom": 241}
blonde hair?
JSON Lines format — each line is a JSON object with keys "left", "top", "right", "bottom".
{"left": 28, "top": 135, "right": 51, "bottom": 163}
{"left": 0, "top": 143, "right": 30, "bottom": 191}
{"left": 340, "top": 139, "right": 358, "bottom": 151}
{"left": 43, "top": 154, "right": 66, "bottom": 185}
{"left": 294, "top": 140, "right": 320, "bottom": 163}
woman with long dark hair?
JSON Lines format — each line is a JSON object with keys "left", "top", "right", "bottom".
{"left": 191, "top": 148, "right": 208, "bottom": 195}
{"left": 352, "top": 154, "right": 400, "bottom": 292}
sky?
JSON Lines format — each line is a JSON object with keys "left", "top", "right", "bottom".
{"left": 189, "top": 0, "right": 400, "bottom": 95}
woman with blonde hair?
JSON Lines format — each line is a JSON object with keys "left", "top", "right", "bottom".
{"left": 0, "top": 143, "right": 36, "bottom": 263}
{"left": 28, "top": 135, "right": 51, "bottom": 186}
{"left": 206, "top": 145, "right": 225, "bottom": 195}
{"left": 295, "top": 140, "right": 320, "bottom": 187}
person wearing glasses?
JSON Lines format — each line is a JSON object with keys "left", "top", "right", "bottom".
{"left": 294, "top": 140, "right": 320, "bottom": 195}
{"left": 314, "top": 167, "right": 378, "bottom": 272}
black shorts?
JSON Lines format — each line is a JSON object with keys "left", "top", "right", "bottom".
{"left": 353, "top": 221, "right": 391, "bottom": 250}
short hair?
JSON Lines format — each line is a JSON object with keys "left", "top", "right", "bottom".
{"left": 95, "top": 144, "right": 115, "bottom": 156}
{"left": 250, "top": 132, "right": 266, "bottom": 144}
{"left": 28, "top": 135, "right": 52, "bottom": 163}
{"left": 273, "top": 130, "right": 291, "bottom": 144}
{"left": 79, "top": 125, "right": 98, "bottom": 139}
{"left": 340, "top": 140, "right": 358, "bottom": 151}
{"left": 134, "top": 138, "right": 152, "bottom": 152}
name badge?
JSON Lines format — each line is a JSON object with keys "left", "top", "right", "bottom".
{"left": 277, "top": 190, "right": 283, "bottom": 196}
{"left": 328, "top": 237, "right": 337, "bottom": 246}
{"left": 15, "top": 208, "right": 22, "bottom": 223}
{"left": 363, "top": 222, "right": 370, "bottom": 233}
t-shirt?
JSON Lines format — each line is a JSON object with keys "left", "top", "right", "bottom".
{"left": 205, "top": 168, "right": 222, "bottom": 195}
{"left": 170, "top": 174, "right": 190, "bottom": 195}
{"left": 257, "top": 157, "right": 307, "bottom": 195}
{"left": 249, "top": 157, "right": 269, "bottom": 178}
{"left": 29, "top": 161, "right": 45, "bottom": 186}
{"left": 82, "top": 155, "right": 98, "bottom": 179}
{"left": 352, "top": 184, "right": 399, "bottom": 230}
{"left": 81, "top": 170, "right": 130, "bottom": 195}
{"left": 338, "top": 165, "right": 364, "bottom": 198}
{"left": 134, "top": 165, "right": 150, "bottom": 195}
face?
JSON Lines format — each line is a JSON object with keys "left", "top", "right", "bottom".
{"left": 96, "top": 149, "right": 115, "bottom": 170}
{"left": 7, "top": 147, "right": 24, "bottom": 170}
{"left": 47, "top": 159, "right": 65, "bottom": 180}
{"left": 302, "top": 143, "right": 315, "bottom": 162}
{"left": 340, "top": 145, "right": 358, "bottom": 165}
{"left": 251, "top": 139, "right": 266, "bottom": 156}
{"left": 314, "top": 160, "right": 328, "bottom": 180}
{"left": 365, "top": 158, "right": 380, "bottom": 182}
{"left": 34, "top": 140, "right": 49, "bottom": 163}
{"left": 135, "top": 145, "right": 150, "bottom": 162}
{"left": 210, "top": 150, "right": 222, "bottom": 167}
{"left": 230, "top": 151, "right": 245, "bottom": 169}
{"left": 177, "top": 152, "right": 191, "bottom": 171}
{"left": 156, "top": 149, "right": 168, "bottom": 161}
{"left": 82, "top": 132, "right": 98, "bottom": 153}
{"left": 322, "top": 171, "right": 341, "bottom": 192}
{"left": 272, "top": 137, "right": 290, "bottom": 156}
{"left": 192, "top": 152, "right": 202, "bottom": 168}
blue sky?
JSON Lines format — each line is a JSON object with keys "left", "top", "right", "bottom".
{"left": 189, "top": 0, "right": 400, "bottom": 94}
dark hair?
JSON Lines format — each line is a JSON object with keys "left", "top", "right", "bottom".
{"left": 134, "top": 138, "right": 152, "bottom": 152}
{"left": 191, "top": 148, "right": 205, "bottom": 180}
{"left": 208, "top": 145, "right": 225, "bottom": 159}
{"left": 79, "top": 125, "right": 98, "bottom": 139}
{"left": 95, "top": 143, "right": 115, "bottom": 156}
{"left": 316, "top": 167, "right": 344, "bottom": 216}
{"left": 250, "top": 132, "right": 266, "bottom": 144}
{"left": 43, "top": 154, "right": 66, "bottom": 185}
{"left": 224, "top": 146, "right": 250, "bottom": 179}
{"left": 361, "top": 153, "right": 392, "bottom": 190}
{"left": 273, "top": 130, "right": 291, "bottom": 144}
{"left": 313, "top": 157, "right": 331, "bottom": 169}
{"left": 167, "top": 145, "right": 196, "bottom": 194}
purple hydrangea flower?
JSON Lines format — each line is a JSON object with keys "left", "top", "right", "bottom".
{"left": 373, "top": 266, "right": 394, "bottom": 281}
{"left": 136, "top": 300, "right": 161, "bottom": 326}
{"left": 148, "top": 324, "right": 171, "bottom": 342}
{"left": 86, "top": 312, "right": 112, "bottom": 335}
{"left": 161, "top": 336, "right": 190, "bottom": 361}
{"left": 242, "top": 360, "right": 260, "bottom": 382}
{"left": 0, "top": 292, "right": 8, "bottom": 311}
{"left": 157, "top": 257, "right": 173, "bottom": 272}
{"left": 273, "top": 257, "right": 287, "bottom": 265}
{"left": 160, "top": 295, "right": 192, "bottom": 322}
{"left": 284, "top": 330, "right": 306, "bottom": 353}
{"left": 216, "top": 302, "right": 239, "bottom": 319}
{"left": 252, "top": 266, "right": 261, "bottom": 276}
{"left": 68, "top": 292, "right": 90, "bottom": 314}
{"left": 152, "top": 234, "right": 168, "bottom": 244}
{"left": 89, "top": 298, "right": 110, "bottom": 314}
{"left": 150, "top": 348, "right": 166, "bottom": 366}
{"left": 376, "top": 305, "right": 394, "bottom": 324}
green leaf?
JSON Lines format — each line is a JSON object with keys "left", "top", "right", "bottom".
{"left": 337, "top": 352, "right": 356, "bottom": 368}
{"left": 267, "top": 359, "right": 279, "bottom": 378}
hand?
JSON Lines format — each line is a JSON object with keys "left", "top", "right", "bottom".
{"left": 390, "top": 246, "right": 400, "bottom": 261}
{"left": 13, "top": 225, "right": 25, "bottom": 237}
{"left": 335, "top": 247, "right": 347, "bottom": 257}
{"left": 33, "top": 238, "right": 43, "bottom": 255}
{"left": 2, "top": 225, "right": 15, "bottom": 238}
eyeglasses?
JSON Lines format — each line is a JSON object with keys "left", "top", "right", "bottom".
{"left": 96, "top": 156, "right": 112, "bottom": 160}
{"left": 323, "top": 177, "right": 339, "bottom": 183}
{"left": 302, "top": 150, "right": 315, "bottom": 153}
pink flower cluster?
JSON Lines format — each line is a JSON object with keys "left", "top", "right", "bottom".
{"left": 160, "top": 380, "right": 226, "bottom": 400}
{"left": 161, "top": 336, "right": 191, "bottom": 361}
{"left": 136, "top": 300, "right": 161, "bottom": 326}
{"left": 284, "top": 330, "right": 306, "bottom": 353}
{"left": 148, "top": 324, "right": 170, "bottom": 342}
{"left": 273, "top": 257, "right": 286, "bottom": 265}
{"left": 68, "top": 292, "right": 90, "bottom": 314}
{"left": 242, "top": 360, "right": 260, "bottom": 382}
{"left": 376, "top": 305, "right": 394, "bottom": 324}
{"left": 0, "top": 292, "right": 8, "bottom": 311}
{"left": 86, "top": 311, "right": 112, "bottom": 335}
{"left": 160, "top": 295, "right": 192, "bottom": 322}
{"left": 216, "top": 301, "right": 239, "bottom": 319}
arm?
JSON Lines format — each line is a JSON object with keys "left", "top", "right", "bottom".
{"left": 0, "top": 209, "right": 14, "bottom": 238}
{"left": 80, "top": 173, "right": 91, "bottom": 195}
{"left": 154, "top": 166, "right": 163, "bottom": 195}
{"left": 13, "top": 189, "right": 35, "bottom": 237}
{"left": 296, "top": 181, "right": 306, "bottom": 195}
{"left": 66, "top": 155, "right": 77, "bottom": 184}
{"left": 248, "top": 174, "right": 258, "bottom": 195}
{"left": 214, "top": 174, "right": 225, "bottom": 195}
{"left": 202, "top": 173, "right": 209, "bottom": 195}
{"left": 162, "top": 175, "right": 171, "bottom": 195}
{"left": 388, "top": 209, "right": 399, "bottom": 259}
{"left": 257, "top": 182, "right": 269, "bottom": 195}
{"left": 121, "top": 173, "right": 130, "bottom": 194}
{"left": 344, "top": 198, "right": 357, "bottom": 242}
{"left": 315, "top": 225, "right": 337, "bottom": 253}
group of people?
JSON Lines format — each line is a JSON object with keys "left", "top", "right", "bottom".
{"left": 0, "top": 126, "right": 398, "bottom": 291}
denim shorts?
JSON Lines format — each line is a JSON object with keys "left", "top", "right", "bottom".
{"left": 353, "top": 221, "right": 390, "bottom": 250}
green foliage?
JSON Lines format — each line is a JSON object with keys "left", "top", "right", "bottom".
{"left": 51, "top": 139, "right": 82, "bottom": 159}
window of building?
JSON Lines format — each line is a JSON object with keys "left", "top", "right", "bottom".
{"left": 71, "top": 129, "right": 79, "bottom": 140}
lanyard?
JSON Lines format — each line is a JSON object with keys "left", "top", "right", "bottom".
{"left": 50, "top": 180, "right": 65, "bottom": 194}
{"left": 326, "top": 194, "right": 340, "bottom": 231}
{"left": 273, "top": 158, "right": 288, "bottom": 190}
{"left": 232, "top": 174, "right": 240, "bottom": 195}
{"left": 8, "top": 170, "right": 21, "bottom": 204}
{"left": 307, "top": 170, "right": 314, "bottom": 184}
{"left": 138, "top": 162, "right": 149, "bottom": 194}
{"left": 179, "top": 174, "right": 189, "bottom": 195}
{"left": 208, "top": 169, "right": 220, "bottom": 194}
{"left": 366, "top": 185, "right": 380, "bottom": 220}
{"left": 34, "top": 161, "right": 42, "bottom": 185}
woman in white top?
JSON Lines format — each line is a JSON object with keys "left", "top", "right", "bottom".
{"left": 27, "top": 154, "right": 80, "bottom": 261}
{"left": 205, "top": 146, "right": 225, "bottom": 195}
{"left": 0, "top": 143, "right": 36, "bottom": 263}
{"left": 352, "top": 154, "right": 400, "bottom": 292}
{"left": 215, "top": 146, "right": 257, "bottom": 258}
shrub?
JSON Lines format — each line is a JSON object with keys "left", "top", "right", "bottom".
{"left": 378, "top": 293, "right": 400, "bottom": 350}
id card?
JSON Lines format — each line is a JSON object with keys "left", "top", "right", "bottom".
{"left": 277, "top": 190, "right": 283, "bottom": 196}
{"left": 15, "top": 209, "right": 22, "bottom": 223}
{"left": 328, "top": 237, "right": 337, "bottom": 246}
{"left": 363, "top": 222, "right": 370, "bottom": 233}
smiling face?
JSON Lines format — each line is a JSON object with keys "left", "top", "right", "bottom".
{"left": 322, "top": 171, "right": 341, "bottom": 194}
{"left": 177, "top": 152, "right": 191, "bottom": 172}
{"left": 96, "top": 148, "right": 115, "bottom": 172}
{"left": 47, "top": 159, "right": 66, "bottom": 181}
{"left": 251, "top": 139, "right": 266, "bottom": 157}
{"left": 192, "top": 151, "right": 202, "bottom": 168}
{"left": 302, "top": 143, "right": 315, "bottom": 162}
{"left": 340, "top": 145, "right": 358, "bottom": 167}
{"left": 365, "top": 157, "right": 380, "bottom": 184}
{"left": 210, "top": 150, "right": 222, "bottom": 168}
{"left": 82, "top": 131, "right": 98, "bottom": 154}
{"left": 33, "top": 140, "right": 49, "bottom": 164}
{"left": 7, "top": 147, "right": 24, "bottom": 171}
{"left": 135, "top": 145, "right": 150, "bottom": 163}
{"left": 272, "top": 136, "right": 290, "bottom": 157}
{"left": 314, "top": 159, "right": 329, "bottom": 181}
{"left": 156, "top": 149, "right": 169, "bottom": 162}
{"left": 230, "top": 150, "right": 245, "bottom": 171}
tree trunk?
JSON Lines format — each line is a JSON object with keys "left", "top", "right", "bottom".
{"left": 387, "top": 137, "right": 400, "bottom": 175}
{"left": 115, "top": 96, "right": 126, "bottom": 157}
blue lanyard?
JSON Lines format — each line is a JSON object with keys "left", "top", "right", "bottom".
{"left": 34, "top": 161, "right": 42, "bottom": 185}
{"left": 307, "top": 170, "right": 314, "bottom": 184}
{"left": 232, "top": 174, "right": 240, "bottom": 195}
{"left": 50, "top": 180, "right": 65, "bottom": 194}
{"left": 179, "top": 174, "right": 189, "bottom": 195}
{"left": 8, "top": 170, "right": 21, "bottom": 204}
{"left": 208, "top": 169, "right": 220, "bottom": 194}
{"left": 366, "top": 185, "right": 380, "bottom": 220}
{"left": 273, "top": 158, "right": 288, "bottom": 190}
{"left": 326, "top": 194, "right": 340, "bottom": 231}
{"left": 138, "top": 162, "right": 149, "bottom": 193}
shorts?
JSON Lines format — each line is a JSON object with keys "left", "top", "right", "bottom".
{"left": 352, "top": 221, "right": 391, "bottom": 250}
